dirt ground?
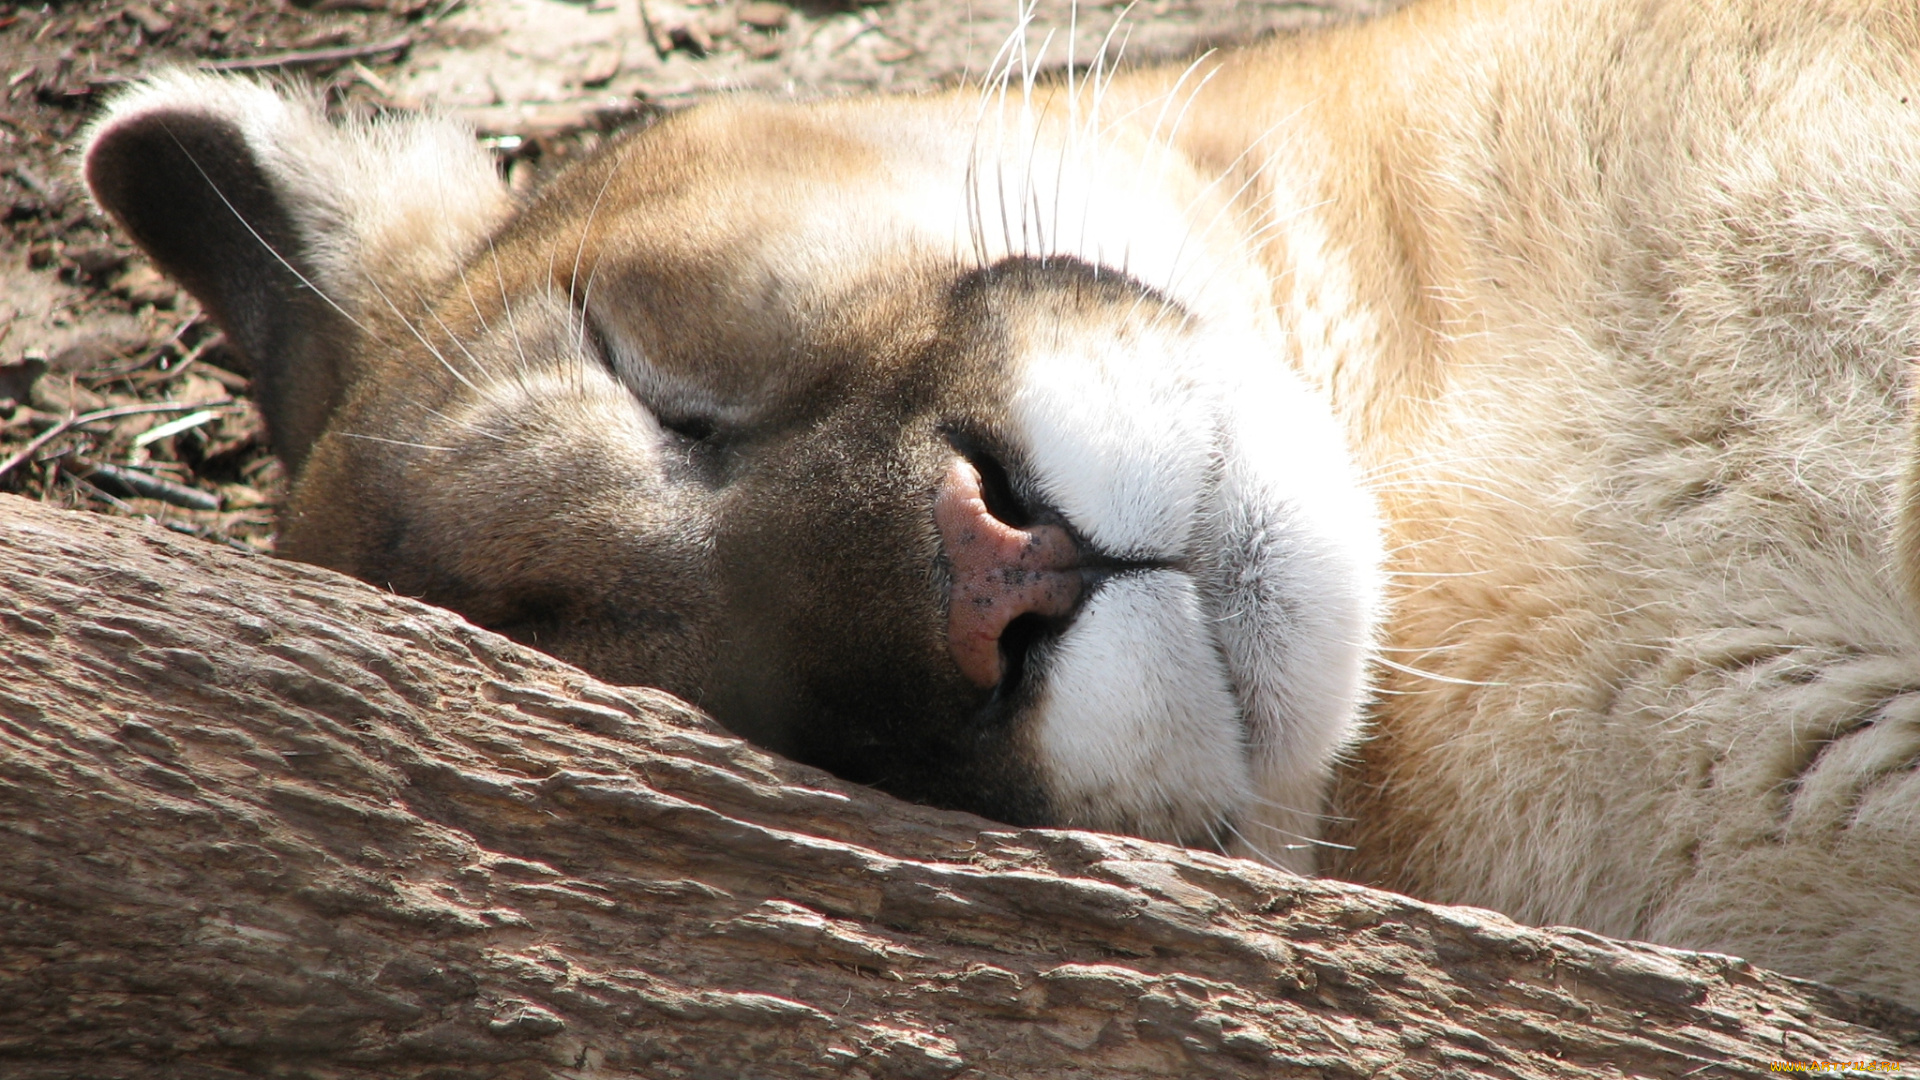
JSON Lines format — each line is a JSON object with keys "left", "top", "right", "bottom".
{"left": 0, "top": 0, "right": 1385, "bottom": 552}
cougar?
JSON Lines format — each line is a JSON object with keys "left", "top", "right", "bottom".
{"left": 84, "top": 0, "right": 1920, "bottom": 1008}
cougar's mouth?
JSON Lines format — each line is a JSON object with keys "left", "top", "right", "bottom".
{"left": 967, "top": 283, "right": 1383, "bottom": 869}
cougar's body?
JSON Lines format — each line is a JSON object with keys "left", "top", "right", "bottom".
{"left": 86, "top": 0, "right": 1920, "bottom": 1006}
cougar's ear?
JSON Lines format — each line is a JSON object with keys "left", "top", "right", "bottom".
{"left": 83, "top": 71, "right": 510, "bottom": 473}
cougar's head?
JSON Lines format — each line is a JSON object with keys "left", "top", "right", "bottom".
{"left": 85, "top": 73, "right": 1382, "bottom": 869}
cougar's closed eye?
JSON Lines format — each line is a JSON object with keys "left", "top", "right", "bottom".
{"left": 657, "top": 413, "right": 720, "bottom": 444}
{"left": 583, "top": 313, "right": 729, "bottom": 451}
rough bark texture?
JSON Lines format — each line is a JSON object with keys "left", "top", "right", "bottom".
{"left": 1, "top": 494, "right": 1915, "bottom": 1080}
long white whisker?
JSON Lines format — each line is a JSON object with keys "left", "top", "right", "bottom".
{"left": 488, "top": 237, "right": 532, "bottom": 372}
{"left": 995, "top": 146, "right": 1016, "bottom": 259}
{"left": 972, "top": 1, "right": 1030, "bottom": 118}
{"left": 419, "top": 404, "right": 507, "bottom": 443}
{"left": 569, "top": 163, "right": 622, "bottom": 359}
{"left": 1020, "top": 83, "right": 1056, "bottom": 257}
{"left": 1145, "top": 49, "right": 1214, "bottom": 151}
{"left": 1246, "top": 794, "right": 1353, "bottom": 823}
{"left": 1047, "top": 78, "right": 1074, "bottom": 261}
{"left": 338, "top": 432, "right": 459, "bottom": 452}
{"left": 1159, "top": 108, "right": 1307, "bottom": 300}
{"left": 158, "top": 121, "right": 373, "bottom": 339}
{"left": 458, "top": 259, "right": 493, "bottom": 338}
{"left": 423, "top": 302, "right": 494, "bottom": 382}
{"left": 1372, "top": 654, "right": 1508, "bottom": 688}
{"left": 1235, "top": 817, "right": 1356, "bottom": 851}
{"left": 363, "top": 273, "right": 478, "bottom": 393}
{"left": 1219, "top": 820, "right": 1293, "bottom": 865}
{"left": 965, "top": 139, "right": 989, "bottom": 267}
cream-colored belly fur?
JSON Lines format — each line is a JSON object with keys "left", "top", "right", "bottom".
{"left": 1117, "top": 0, "right": 1920, "bottom": 1003}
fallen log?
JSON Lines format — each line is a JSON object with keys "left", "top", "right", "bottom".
{"left": 0, "top": 494, "right": 1914, "bottom": 1079}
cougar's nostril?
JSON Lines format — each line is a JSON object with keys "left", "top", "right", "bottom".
{"left": 934, "top": 456, "right": 1083, "bottom": 689}
{"left": 996, "top": 612, "right": 1049, "bottom": 692}
{"left": 968, "top": 445, "right": 1031, "bottom": 528}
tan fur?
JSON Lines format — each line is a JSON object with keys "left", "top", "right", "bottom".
{"left": 85, "top": 0, "right": 1920, "bottom": 1009}
{"left": 1120, "top": 0, "right": 1920, "bottom": 1005}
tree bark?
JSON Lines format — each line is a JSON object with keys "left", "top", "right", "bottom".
{"left": 0, "top": 494, "right": 1914, "bottom": 1079}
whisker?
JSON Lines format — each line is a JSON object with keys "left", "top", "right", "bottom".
{"left": 568, "top": 162, "right": 622, "bottom": 360}
{"left": 419, "top": 404, "right": 507, "bottom": 443}
{"left": 488, "top": 237, "right": 532, "bottom": 373}
{"left": 965, "top": 139, "right": 989, "bottom": 268}
{"left": 1160, "top": 113, "right": 1312, "bottom": 301}
{"left": 1372, "top": 654, "right": 1508, "bottom": 688}
{"left": 1235, "top": 817, "right": 1356, "bottom": 851}
{"left": 458, "top": 259, "right": 493, "bottom": 338}
{"left": 157, "top": 120, "right": 373, "bottom": 339}
{"left": 363, "top": 273, "right": 479, "bottom": 393}
{"left": 423, "top": 301, "right": 495, "bottom": 382}
{"left": 339, "top": 432, "right": 460, "bottom": 452}
{"left": 1220, "top": 820, "right": 1298, "bottom": 865}
{"left": 1245, "top": 795, "right": 1355, "bottom": 824}
{"left": 1020, "top": 84, "right": 1056, "bottom": 256}
{"left": 1144, "top": 49, "right": 1214, "bottom": 155}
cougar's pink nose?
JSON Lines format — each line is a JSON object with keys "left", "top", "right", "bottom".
{"left": 935, "top": 457, "right": 1083, "bottom": 688}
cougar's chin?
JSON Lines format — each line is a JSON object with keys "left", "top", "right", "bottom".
{"left": 999, "top": 305, "right": 1384, "bottom": 872}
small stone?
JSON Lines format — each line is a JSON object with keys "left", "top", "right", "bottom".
{"left": 738, "top": 1, "right": 788, "bottom": 30}
{"left": 741, "top": 33, "right": 782, "bottom": 59}
{"left": 874, "top": 39, "right": 916, "bottom": 64}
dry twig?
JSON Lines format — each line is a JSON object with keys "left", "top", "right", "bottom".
{"left": 201, "top": 33, "right": 413, "bottom": 72}
{"left": 0, "top": 399, "right": 238, "bottom": 481}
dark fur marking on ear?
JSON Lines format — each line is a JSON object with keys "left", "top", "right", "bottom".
{"left": 86, "top": 108, "right": 354, "bottom": 473}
